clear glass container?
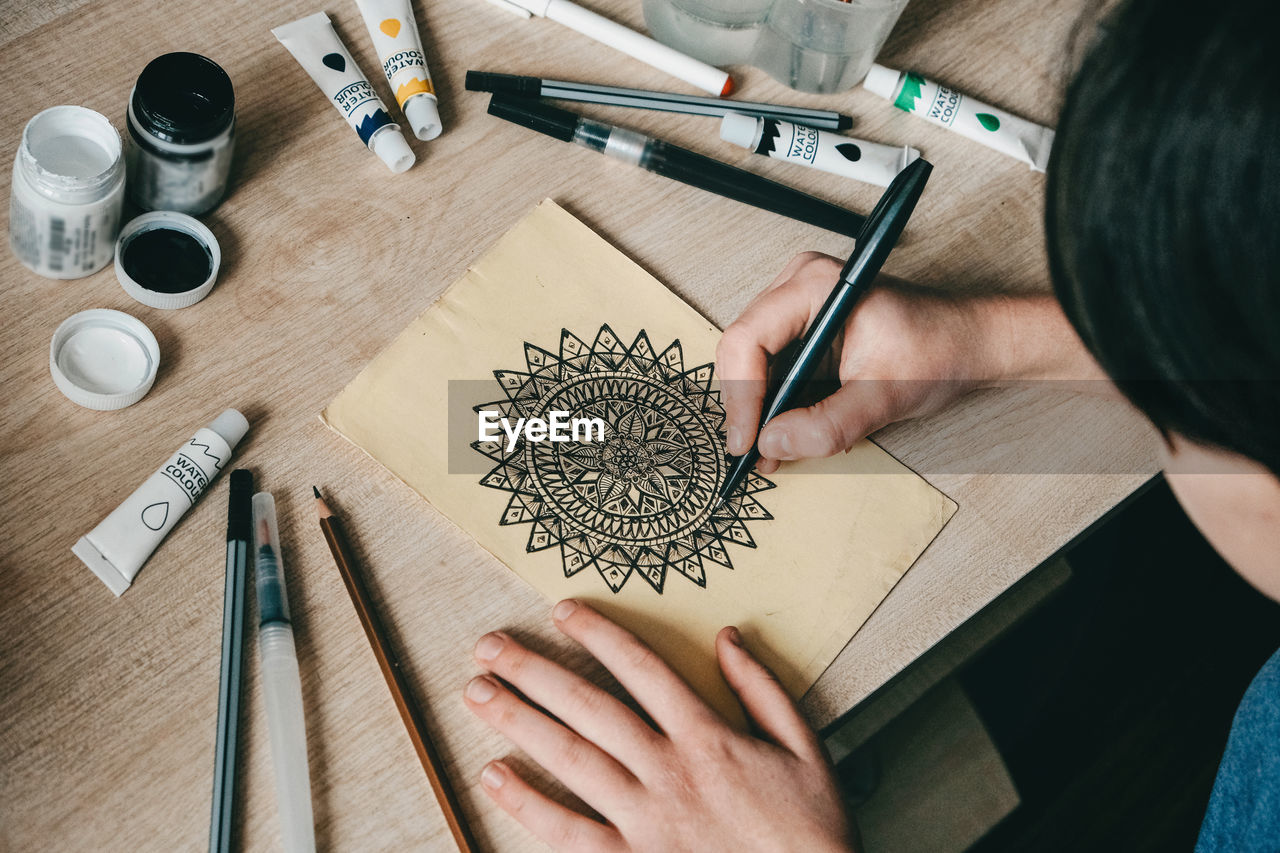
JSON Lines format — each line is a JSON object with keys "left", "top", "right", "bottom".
{"left": 642, "top": 0, "right": 776, "bottom": 66}
{"left": 750, "top": 0, "right": 910, "bottom": 93}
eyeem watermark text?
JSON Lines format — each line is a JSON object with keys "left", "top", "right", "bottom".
{"left": 478, "top": 410, "right": 606, "bottom": 452}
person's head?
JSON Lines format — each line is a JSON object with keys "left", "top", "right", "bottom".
{"left": 1046, "top": 0, "right": 1280, "bottom": 598}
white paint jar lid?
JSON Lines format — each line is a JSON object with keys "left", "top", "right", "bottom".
{"left": 114, "top": 211, "right": 221, "bottom": 309}
{"left": 50, "top": 309, "right": 160, "bottom": 410}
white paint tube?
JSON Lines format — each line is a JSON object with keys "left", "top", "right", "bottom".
{"left": 73, "top": 410, "right": 249, "bottom": 595}
{"left": 720, "top": 113, "right": 918, "bottom": 188}
{"left": 354, "top": 0, "right": 442, "bottom": 140}
{"left": 863, "top": 63, "right": 1055, "bottom": 172}
{"left": 272, "top": 12, "right": 416, "bottom": 173}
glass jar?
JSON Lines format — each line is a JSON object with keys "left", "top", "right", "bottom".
{"left": 642, "top": 0, "right": 775, "bottom": 66}
{"left": 9, "top": 106, "right": 125, "bottom": 279}
{"left": 125, "top": 52, "right": 235, "bottom": 216}
{"left": 750, "top": 0, "right": 911, "bottom": 94}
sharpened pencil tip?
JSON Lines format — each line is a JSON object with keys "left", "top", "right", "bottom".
{"left": 312, "top": 485, "right": 322, "bottom": 500}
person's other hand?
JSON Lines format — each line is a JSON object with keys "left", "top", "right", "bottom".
{"left": 464, "top": 600, "right": 856, "bottom": 852}
{"left": 717, "top": 252, "right": 1012, "bottom": 474}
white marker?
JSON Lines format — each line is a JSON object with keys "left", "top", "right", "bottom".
{"left": 863, "top": 63, "right": 1055, "bottom": 172}
{"left": 482, "top": 0, "right": 734, "bottom": 97}
{"left": 720, "top": 113, "right": 919, "bottom": 188}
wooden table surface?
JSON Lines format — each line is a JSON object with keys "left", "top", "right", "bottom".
{"left": 0, "top": 0, "right": 1157, "bottom": 848}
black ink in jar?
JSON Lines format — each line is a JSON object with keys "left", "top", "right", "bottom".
{"left": 125, "top": 52, "right": 235, "bottom": 216}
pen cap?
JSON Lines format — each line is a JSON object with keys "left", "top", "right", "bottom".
{"left": 488, "top": 96, "right": 579, "bottom": 142}
{"left": 720, "top": 112, "right": 764, "bottom": 149}
{"left": 227, "top": 469, "right": 254, "bottom": 541}
{"left": 253, "top": 492, "right": 291, "bottom": 625}
{"left": 464, "top": 71, "right": 542, "bottom": 98}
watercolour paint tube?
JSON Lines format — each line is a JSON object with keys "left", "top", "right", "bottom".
{"left": 355, "top": 0, "right": 442, "bottom": 141}
{"left": 272, "top": 12, "right": 415, "bottom": 173}
{"left": 720, "top": 113, "right": 918, "bottom": 188}
{"left": 863, "top": 63, "right": 1054, "bottom": 172}
{"left": 72, "top": 409, "right": 250, "bottom": 596}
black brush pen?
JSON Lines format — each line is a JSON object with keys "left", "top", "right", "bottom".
{"left": 210, "top": 468, "right": 253, "bottom": 853}
{"left": 718, "top": 157, "right": 933, "bottom": 503}
{"left": 486, "top": 95, "right": 865, "bottom": 238}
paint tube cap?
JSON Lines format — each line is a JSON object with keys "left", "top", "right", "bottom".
{"left": 114, "top": 211, "right": 221, "bottom": 310}
{"left": 50, "top": 308, "right": 160, "bottom": 410}
{"left": 720, "top": 113, "right": 762, "bottom": 150}
{"left": 404, "top": 94, "right": 442, "bottom": 141}
{"left": 863, "top": 63, "right": 901, "bottom": 100}
{"left": 371, "top": 126, "right": 415, "bottom": 173}
{"left": 209, "top": 408, "right": 250, "bottom": 448}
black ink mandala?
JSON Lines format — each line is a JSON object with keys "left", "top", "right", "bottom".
{"left": 472, "top": 325, "right": 774, "bottom": 594}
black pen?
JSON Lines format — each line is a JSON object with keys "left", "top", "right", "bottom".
{"left": 718, "top": 157, "right": 933, "bottom": 503}
{"left": 486, "top": 95, "right": 866, "bottom": 238}
{"left": 210, "top": 469, "right": 253, "bottom": 853}
{"left": 467, "top": 70, "right": 853, "bottom": 131}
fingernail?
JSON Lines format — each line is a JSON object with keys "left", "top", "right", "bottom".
{"left": 481, "top": 762, "right": 506, "bottom": 790}
{"left": 466, "top": 675, "right": 499, "bottom": 703}
{"left": 553, "top": 599, "right": 578, "bottom": 621}
{"left": 761, "top": 430, "right": 793, "bottom": 459}
{"left": 728, "top": 626, "right": 744, "bottom": 646}
{"left": 474, "top": 632, "right": 505, "bottom": 662}
{"left": 759, "top": 430, "right": 777, "bottom": 457}
{"left": 727, "top": 426, "right": 743, "bottom": 455}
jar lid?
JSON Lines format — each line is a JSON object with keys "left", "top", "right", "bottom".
{"left": 131, "top": 52, "right": 234, "bottom": 144}
{"left": 115, "top": 211, "right": 221, "bottom": 309}
{"left": 50, "top": 309, "right": 160, "bottom": 410}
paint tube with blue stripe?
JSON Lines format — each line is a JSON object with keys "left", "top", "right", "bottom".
{"left": 863, "top": 63, "right": 1055, "bottom": 172}
{"left": 273, "top": 12, "right": 415, "bottom": 173}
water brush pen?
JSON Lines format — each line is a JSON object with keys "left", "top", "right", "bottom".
{"left": 486, "top": 95, "right": 866, "bottom": 238}
{"left": 253, "top": 492, "right": 316, "bottom": 853}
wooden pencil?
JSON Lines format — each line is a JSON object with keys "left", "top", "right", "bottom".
{"left": 312, "top": 487, "right": 478, "bottom": 853}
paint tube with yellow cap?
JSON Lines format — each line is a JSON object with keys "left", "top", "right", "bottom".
{"left": 355, "top": 0, "right": 443, "bottom": 141}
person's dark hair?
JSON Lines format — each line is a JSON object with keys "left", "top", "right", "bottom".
{"left": 1046, "top": 0, "right": 1280, "bottom": 472}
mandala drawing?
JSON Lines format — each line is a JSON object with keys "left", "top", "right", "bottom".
{"left": 472, "top": 325, "right": 775, "bottom": 594}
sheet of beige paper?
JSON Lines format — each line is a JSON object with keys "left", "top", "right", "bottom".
{"left": 323, "top": 199, "right": 956, "bottom": 725}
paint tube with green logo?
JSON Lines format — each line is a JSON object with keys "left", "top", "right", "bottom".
{"left": 863, "top": 63, "right": 1055, "bottom": 172}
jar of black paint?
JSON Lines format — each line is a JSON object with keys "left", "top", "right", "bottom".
{"left": 125, "top": 52, "right": 235, "bottom": 216}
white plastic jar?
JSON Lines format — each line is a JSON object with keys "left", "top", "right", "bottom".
{"left": 9, "top": 106, "right": 125, "bottom": 279}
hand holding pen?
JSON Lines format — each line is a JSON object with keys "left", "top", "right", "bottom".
{"left": 717, "top": 159, "right": 932, "bottom": 498}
